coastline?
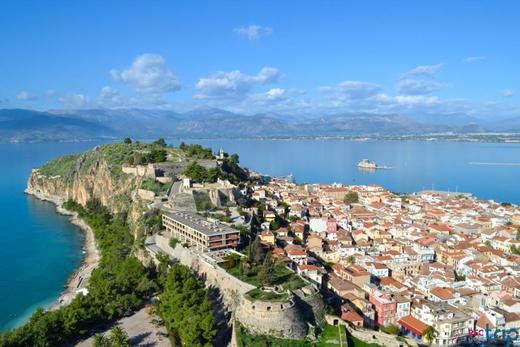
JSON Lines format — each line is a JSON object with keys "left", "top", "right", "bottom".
{"left": 24, "top": 188, "right": 100, "bottom": 310}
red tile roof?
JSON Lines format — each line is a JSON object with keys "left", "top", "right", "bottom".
{"left": 398, "top": 315, "right": 428, "bottom": 336}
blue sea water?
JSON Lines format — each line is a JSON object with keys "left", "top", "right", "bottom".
{"left": 1, "top": 139, "right": 520, "bottom": 330}
{"left": 171, "top": 139, "right": 520, "bottom": 204}
{"left": 0, "top": 142, "right": 102, "bottom": 331}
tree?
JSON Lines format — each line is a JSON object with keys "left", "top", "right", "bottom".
{"left": 184, "top": 161, "right": 209, "bottom": 183}
{"left": 346, "top": 255, "right": 355, "bottom": 264}
{"left": 422, "top": 325, "right": 437, "bottom": 344}
{"left": 485, "top": 240, "right": 492, "bottom": 247}
{"left": 92, "top": 326, "right": 130, "bottom": 347}
{"left": 123, "top": 137, "right": 132, "bottom": 144}
{"left": 93, "top": 334, "right": 111, "bottom": 347}
{"left": 157, "top": 264, "right": 217, "bottom": 346}
{"left": 153, "top": 138, "right": 167, "bottom": 147}
{"left": 150, "top": 148, "right": 167, "bottom": 162}
{"left": 249, "top": 237, "right": 265, "bottom": 264}
{"left": 454, "top": 271, "right": 466, "bottom": 281}
{"left": 257, "top": 252, "right": 275, "bottom": 286}
{"left": 109, "top": 326, "right": 130, "bottom": 347}
{"left": 343, "top": 192, "right": 359, "bottom": 205}
{"left": 516, "top": 227, "right": 520, "bottom": 241}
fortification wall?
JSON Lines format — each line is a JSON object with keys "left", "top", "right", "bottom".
{"left": 122, "top": 164, "right": 156, "bottom": 178}
{"left": 293, "top": 285, "right": 326, "bottom": 327}
{"left": 154, "top": 235, "right": 255, "bottom": 309}
{"left": 151, "top": 235, "right": 323, "bottom": 340}
{"left": 234, "top": 294, "right": 308, "bottom": 339}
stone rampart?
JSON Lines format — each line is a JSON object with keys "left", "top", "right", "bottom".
{"left": 234, "top": 294, "right": 308, "bottom": 339}
{"left": 150, "top": 234, "right": 325, "bottom": 340}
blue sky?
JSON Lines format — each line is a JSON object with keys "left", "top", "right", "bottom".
{"left": 0, "top": 0, "right": 519, "bottom": 118}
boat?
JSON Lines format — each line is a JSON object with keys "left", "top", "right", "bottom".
{"left": 357, "top": 159, "right": 377, "bottom": 169}
{"left": 357, "top": 159, "right": 393, "bottom": 170}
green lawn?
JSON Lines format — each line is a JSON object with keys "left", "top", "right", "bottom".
{"left": 246, "top": 288, "right": 289, "bottom": 301}
{"left": 318, "top": 324, "right": 346, "bottom": 347}
{"left": 224, "top": 261, "right": 306, "bottom": 290}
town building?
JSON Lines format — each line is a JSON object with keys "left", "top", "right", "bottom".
{"left": 162, "top": 211, "right": 239, "bottom": 251}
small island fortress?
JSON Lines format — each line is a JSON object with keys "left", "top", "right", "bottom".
{"left": 19, "top": 141, "right": 520, "bottom": 347}
{"left": 357, "top": 159, "right": 393, "bottom": 170}
{"left": 357, "top": 159, "right": 378, "bottom": 169}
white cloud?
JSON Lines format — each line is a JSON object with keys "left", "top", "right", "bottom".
{"left": 396, "top": 79, "right": 445, "bottom": 95}
{"left": 44, "top": 89, "right": 57, "bottom": 98}
{"left": 16, "top": 91, "right": 38, "bottom": 101}
{"left": 337, "top": 81, "right": 382, "bottom": 99}
{"left": 195, "top": 67, "right": 280, "bottom": 100}
{"left": 265, "top": 88, "right": 285, "bottom": 101}
{"left": 502, "top": 89, "right": 514, "bottom": 97}
{"left": 111, "top": 54, "right": 180, "bottom": 94}
{"left": 96, "top": 86, "right": 121, "bottom": 107}
{"left": 394, "top": 95, "right": 440, "bottom": 106}
{"left": 402, "top": 64, "right": 443, "bottom": 78}
{"left": 59, "top": 93, "right": 88, "bottom": 108}
{"left": 234, "top": 25, "right": 272, "bottom": 41}
{"left": 397, "top": 64, "right": 446, "bottom": 95}
{"left": 464, "top": 56, "right": 486, "bottom": 64}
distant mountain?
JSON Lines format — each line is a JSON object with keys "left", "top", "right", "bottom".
{"left": 487, "top": 115, "right": 520, "bottom": 132}
{"left": 1, "top": 107, "right": 518, "bottom": 142}
{"left": 0, "top": 109, "right": 114, "bottom": 142}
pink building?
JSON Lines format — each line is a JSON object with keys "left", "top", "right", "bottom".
{"left": 369, "top": 289, "right": 397, "bottom": 327}
{"left": 327, "top": 218, "right": 337, "bottom": 232}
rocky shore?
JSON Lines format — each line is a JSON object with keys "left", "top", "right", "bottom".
{"left": 24, "top": 187, "right": 100, "bottom": 310}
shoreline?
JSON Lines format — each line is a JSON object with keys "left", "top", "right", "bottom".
{"left": 24, "top": 188, "right": 100, "bottom": 311}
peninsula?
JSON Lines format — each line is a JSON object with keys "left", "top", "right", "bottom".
{"left": 2, "top": 139, "right": 520, "bottom": 347}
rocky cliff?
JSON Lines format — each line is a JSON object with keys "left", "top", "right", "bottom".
{"left": 25, "top": 144, "right": 164, "bottom": 230}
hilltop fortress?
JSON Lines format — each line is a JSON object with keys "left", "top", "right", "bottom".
{"left": 145, "top": 232, "right": 325, "bottom": 340}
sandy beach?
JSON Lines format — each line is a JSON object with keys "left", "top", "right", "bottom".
{"left": 24, "top": 188, "right": 100, "bottom": 310}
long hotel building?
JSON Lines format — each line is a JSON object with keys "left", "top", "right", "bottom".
{"left": 162, "top": 211, "right": 239, "bottom": 251}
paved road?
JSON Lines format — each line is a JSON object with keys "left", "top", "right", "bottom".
{"left": 76, "top": 307, "right": 170, "bottom": 347}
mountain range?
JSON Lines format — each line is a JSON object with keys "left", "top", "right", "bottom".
{"left": 1, "top": 107, "right": 519, "bottom": 142}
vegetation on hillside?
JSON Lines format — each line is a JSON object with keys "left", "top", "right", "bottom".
{"left": 193, "top": 191, "right": 216, "bottom": 211}
{"left": 38, "top": 154, "right": 80, "bottom": 177}
{"left": 37, "top": 139, "right": 186, "bottom": 181}
{"left": 93, "top": 326, "right": 131, "bottom": 347}
{"left": 140, "top": 178, "right": 169, "bottom": 195}
{"left": 183, "top": 161, "right": 219, "bottom": 183}
{"left": 0, "top": 198, "right": 155, "bottom": 347}
{"left": 221, "top": 240, "right": 305, "bottom": 292}
{"left": 179, "top": 142, "right": 214, "bottom": 159}
{"left": 156, "top": 263, "right": 217, "bottom": 347}
{"left": 183, "top": 153, "right": 248, "bottom": 184}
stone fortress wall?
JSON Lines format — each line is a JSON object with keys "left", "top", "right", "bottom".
{"left": 148, "top": 234, "right": 324, "bottom": 339}
{"left": 234, "top": 293, "right": 308, "bottom": 339}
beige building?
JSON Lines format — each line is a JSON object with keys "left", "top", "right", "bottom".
{"left": 163, "top": 211, "right": 239, "bottom": 251}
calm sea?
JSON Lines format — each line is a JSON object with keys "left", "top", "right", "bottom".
{"left": 174, "top": 139, "right": 520, "bottom": 204}
{"left": 0, "top": 142, "right": 101, "bottom": 330}
{"left": 1, "top": 139, "right": 519, "bottom": 330}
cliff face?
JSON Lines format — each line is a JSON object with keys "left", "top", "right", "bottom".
{"left": 25, "top": 145, "right": 145, "bottom": 225}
